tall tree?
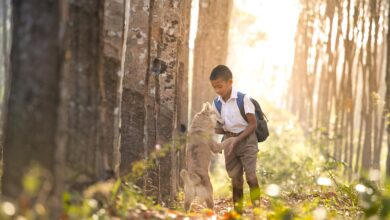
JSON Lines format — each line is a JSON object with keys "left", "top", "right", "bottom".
{"left": 99, "top": 0, "right": 131, "bottom": 177}
{"left": 385, "top": 0, "right": 390, "bottom": 176}
{"left": 120, "top": 0, "right": 191, "bottom": 205}
{"left": 58, "top": 0, "right": 108, "bottom": 184}
{"left": 3, "top": 0, "right": 64, "bottom": 210}
{"left": 150, "top": 0, "right": 191, "bottom": 204}
{"left": 120, "top": 0, "right": 149, "bottom": 176}
{"left": 190, "top": 0, "right": 233, "bottom": 119}
{"left": 3, "top": 0, "right": 131, "bottom": 213}
{"left": 361, "top": 0, "right": 376, "bottom": 170}
{"left": 0, "top": 0, "right": 10, "bottom": 160}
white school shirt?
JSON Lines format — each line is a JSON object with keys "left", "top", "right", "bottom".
{"left": 211, "top": 88, "right": 255, "bottom": 133}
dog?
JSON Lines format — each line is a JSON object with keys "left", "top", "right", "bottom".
{"left": 180, "top": 102, "right": 236, "bottom": 211}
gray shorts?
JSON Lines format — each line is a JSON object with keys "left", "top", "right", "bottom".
{"left": 224, "top": 132, "right": 259, "bottom": 181}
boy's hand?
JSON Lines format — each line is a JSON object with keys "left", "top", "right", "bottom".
{"left": 214, "top": 127, "right": 225, "bottom": 134}
{"left": 223, "top": 137, "right": 238, "bottom": 155}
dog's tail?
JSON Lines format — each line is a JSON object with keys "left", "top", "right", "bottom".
{"left": 180, "top": 169, "right": 201, "bottom": 186}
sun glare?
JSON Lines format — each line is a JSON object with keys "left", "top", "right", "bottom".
{"left": 228, "top": 0, "right": 300, "bottom": 107}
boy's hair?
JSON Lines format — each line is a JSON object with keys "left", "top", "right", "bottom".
{"left": 209, "top": 65, "right": 233, "bottom": 81}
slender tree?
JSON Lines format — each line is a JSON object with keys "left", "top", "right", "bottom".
{"left": 120, "top": 0, "right": 150, "bottom": 176}
{"left": 0, "top": 0, "right": 10, "bottom": 160}
{"left": 190, "top": 0, "right": 233, "bottom": 119}
{"left": 98, "top": 0, "right": 131, "bottom": 177}
{"left": 385, "top": 0, "right": 390, "bottom": 176}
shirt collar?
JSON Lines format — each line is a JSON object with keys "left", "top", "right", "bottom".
{"left": 217, "top": 88, "right": 237, "bottom": 103}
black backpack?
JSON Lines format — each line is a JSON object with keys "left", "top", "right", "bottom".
{"left": 214, "top": 91, "right": 269, "bottom": 142}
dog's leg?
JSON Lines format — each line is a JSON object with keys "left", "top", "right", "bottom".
{"left": 184, "top": 186, "right": 195, "bottom": 212}
{"left": 181, "top": 169, "right": 197, "bottom": 212}
{"left": 205, "top": 196, "right": 214, "bottom": 210}
{"left": 203, "top": 177, "right": 214, "bottom": 210}
{"left": 205, "top": 187, "right": 214, "bottom": 210}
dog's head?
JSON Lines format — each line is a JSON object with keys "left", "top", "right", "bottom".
{"left": 191, "top": 102, "right": 217, "bottom": 131}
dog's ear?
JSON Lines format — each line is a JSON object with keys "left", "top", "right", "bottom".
{"left": 202, "top": 102, "right": 212, "bottom": 112}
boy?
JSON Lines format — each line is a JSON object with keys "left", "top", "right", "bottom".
{"left": 209, "top": 65, "right": 260, "bottom": 213}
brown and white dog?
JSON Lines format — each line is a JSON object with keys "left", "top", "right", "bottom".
{"left": 180, "top": 102, "right": 236, "bottom": 211}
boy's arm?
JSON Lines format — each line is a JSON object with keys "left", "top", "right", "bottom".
{"left": 224, "top": 114, "right": 256, "bottom": 155}
{"left": 214, "top": 122, "right": 225, "bottom": 134}
{"left": 233, "top": 113, "right": 257, "bottom": 143}
{"left": 209, "top": 140, "right": 223, "bottom": 153}
{"left": 225, "top": 95, "right": 256, "bottom": 154}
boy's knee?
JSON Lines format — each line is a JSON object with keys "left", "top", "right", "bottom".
{"left": 226, "top": 164, "right": 243, "bottom": 179}
{"left": 232, "top": 176, "right": 244, "bottom": 188}
{"left": 246, "top": 173, "right": 258, "bottom": 185}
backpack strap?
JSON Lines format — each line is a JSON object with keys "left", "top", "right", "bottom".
{"left": 213, "top": 97, "right": 222, "bottom": 114}
{"left": 236, "top": 91, "right": 248, "bottom": 122}
{"left": 214, "top": 92, "right": 248, "bottom": 122}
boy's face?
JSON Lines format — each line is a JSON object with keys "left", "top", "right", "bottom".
{"left": 210, "top": 78, "right": 233, "bottom": 99}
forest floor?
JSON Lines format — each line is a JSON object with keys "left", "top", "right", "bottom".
{"left": 4, "top": 103, "right": 389, "bottom": 219}
{"left": 104, "top": 102, "right": 373, "bottom": 220}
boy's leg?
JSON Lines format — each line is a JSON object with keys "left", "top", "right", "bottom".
{"left": 247, "top": 176, "right": 260, "bottom": 206}
{"left": 224, "top": 146, "right": 244, "bottom": 213}
{"left": 232, "top": 181, "right": 244, "bottom": 214}
{"left": 239, "top": 132, "right": 261, "bottom": 206}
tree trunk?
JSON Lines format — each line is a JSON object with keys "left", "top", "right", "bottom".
{"left": 0, "top": 0, "right": 10, "bottom": 161}
{"left": 372, "top": 0, "right": 385, "bottom": 170}
{"left": 176, "top": 0, "right": 191, "bottom": 189}
{"left": 362, "top": 2, "right": 375, "bottom": 170}
{"left": 121, "top": 0, "right": 191, "bottom": 205}
{"left": 58, "top": 0, "right": 106, "bottom": 184}
{"left": 2, "top": 0, "right": 129, "bottom": 211}
{"left": 120, "top": 0, "right": 149, "bottom": 176}
{"left": 385, "top": 0, "right": 390, "bottom": 176}
{"left": 99, "top": 0, "right": 131, "bottom": 177}
{"left": 148, "top": 0, "right": 191, "bottom": 206}
{"left": 3, "top": 0, "right": 62, "bottom": 210}
{"left": 4, "top": 0, "right": 61, "bottom": 195}
{"left": 355, "top": 0, "right": 368, "bottom": 173}
{"left": 190, "top": 0, "right": 232, "bottom": 119}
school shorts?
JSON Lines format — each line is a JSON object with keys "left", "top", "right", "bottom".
{"left": 224, "top": 132, "right": 259, "bottom": 182}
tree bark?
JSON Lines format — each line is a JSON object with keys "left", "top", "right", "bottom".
{"left": 148, "top": 0, "right": 191, "bottom": 206}
{"left": 2, "top": 0, "right": 126, "bottom": 206}
{"left": 57, "top": 0, "right": 106, "bottom": 184}
{"left": 120, "top": 0, "right": 149, "bottom": 176}
{"left": 177, "top": 0, "right": 191, "bottom": 188}
{"left": 0, "top": 0, "right": 10, "bottom": 162}
{"left": 3, "top": 0, "right": 62, "bottom": 208}
{"left": 385, "top": 0, "right": 390, "bottom": 176}
{"left": 120, "top": 0, "right": 191, "bottom": 205}
{"left": 99, "top": 0, "right": 130, "bottom": 177}
{"left": 355, "top": 0, "right": 368, "bottom": 173}
{"left": 362, "top": 1, "right": 375, "bottom": 170}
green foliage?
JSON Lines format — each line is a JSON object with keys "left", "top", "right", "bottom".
{"left": 221, "top": 103, "right": 363, "bottom": 219}
{"left": 23, "top": 165, "right": 43, "bottom": 196}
